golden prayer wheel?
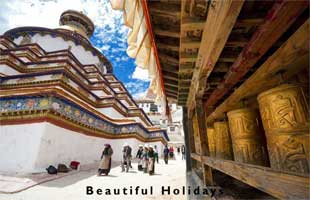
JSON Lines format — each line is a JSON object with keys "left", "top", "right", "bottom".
{"left": 207, "top": 128, "right": 216, "bottom": 157}
{"left": 227, "top": 108, "right": 268, "bottom": 166}
{"left": 257, "top": 84, "right": 309, "bottom": 175}
{"left": 214, "top": 121, "right": 233, "bottom": 160}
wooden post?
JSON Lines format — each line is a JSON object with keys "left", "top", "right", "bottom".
{"left": 187, "top": 106, "right": 198, "bottom": 170}
{"left": 183, "top": 106, "right": 192, "bottom": 172}
{"left": 195, "top": 99, "right": 214, "bottom": 185}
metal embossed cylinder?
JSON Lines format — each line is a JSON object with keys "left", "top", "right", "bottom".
{"left": 207, "top": 128, "right": 216, "bottom": 157}
{"left": 227, "top": 108, "right": 269, "bottom": 166}
{"left": 257, "top": 84, "right": 309, "bottom": 175}
{"left": 214, "top": 121, "right": 233, "bottom": 160}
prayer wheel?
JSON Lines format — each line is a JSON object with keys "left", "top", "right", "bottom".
{"left": 227, "top": 108, "right": 268, "bottom": 166}
{"left": 214, "top": 121, "right": 233, "bottom": 160}
{"left": 257, "top": 84, "right": 309, "bottom": 175}
{"left": 207, "top": 128, "right": 216, "bottom": 157}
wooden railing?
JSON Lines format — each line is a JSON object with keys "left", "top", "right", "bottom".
{"left": 191, "top": 153, "right": 310, "bottom": 199}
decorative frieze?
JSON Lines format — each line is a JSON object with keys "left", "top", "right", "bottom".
{"left": 258, "top": 84, "right": 309, "bottom": 175}
{"left": 227, "top": 108, "right": 269, "bottom": 166}
{"left": 0, "top": 96, "right": 168, "bottom": 141}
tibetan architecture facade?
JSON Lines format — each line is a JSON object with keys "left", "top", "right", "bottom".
{"left": 114, "top": 0, "right": 309, "bottom": 199}
{"left": 0, "top": 10, "right": 168, "bottom": 173}
{"left": 135, "top": 90, "right": 184, "bottom": 148}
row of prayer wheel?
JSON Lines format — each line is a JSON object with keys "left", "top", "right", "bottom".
{"left": 207, "top": 84, "right": 309, "bottom": 175}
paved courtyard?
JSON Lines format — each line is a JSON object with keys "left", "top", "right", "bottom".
{"left": 0, "top": 157, "right": 186, "bottom": 200}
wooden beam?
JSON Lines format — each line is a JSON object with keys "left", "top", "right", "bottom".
{"left": 187, "top": 0, "right": 244, "bottom": 111}
{"left": 235, "top": 18, "right": 265, "bottom": 27}
{"left": 149, "top": 8, "right": 181, "bottom": 19}
{"left": 159, "top": 53, "right": 179, "bottom": 64}
{"left": 180, "top": 63, "right": 195, "bottom": 69}
{"left": 188, "top": 0, "right": 195, "bottom": 17}
{"left": 213, "top": 62, "right": 230, "bottom": 73}
{"left": 162, "top": 70, "right": 178, "bottom": 79}
{"left": 226, "top": 35, "right": 249, "bottom": 47}
{"left": 191, "top": 154, "right": 310, "bottom": 199}
{"left": 217, "top": 57, "right": 236, "bottom": 63}
{"left": 165, "top": 90, "right": 178, "bottom": 96}
{"left": 179, "top": 53, "right": 197, "bottom": 63}
{"left": 181, "top": 39, "right": 201, "bottom": 49}
{"left": 205, "top": 1, "right": 308, "bottom": 108}
{"left": 157, "top": 43, "right": 179, "bottom": 52}
{"left": 206, "top": 20, "right": 309, "bottom": 122}
{"left": 166, "top": 94, "right": 177, "bottom": 99}
{"left": 154, "top": 28, "right": 180, "bottom": 38}
{"left": 179, "top": 81, "right": 191, "bottom": 87}
{"left": 164, "top": 78, "right": 178, "bottom": 86}
{"left": 161, "top": 63, "right": 179, "bottom": 73}
{"left": 182, "top": 18, "right": 205, "bottom": 30}
{"left": 165, "top": 84, "right": 178, "bottom": 91}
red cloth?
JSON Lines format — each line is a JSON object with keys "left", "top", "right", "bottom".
{"left": 70, "top": 161, "right": 80, "bottom": 170}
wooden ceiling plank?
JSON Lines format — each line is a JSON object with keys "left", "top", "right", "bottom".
{"left": 205, "top": 1, "right": 308, "bottom": 108}
{"left": 187, "top": 0, "right": 244, "bottom": 110}
{"left": 207, "top": 20, "right": 309, "bottom": 122}
{"left": 154, "top": 28, "right": 180, "bottom": 38}
{"left": 157, "top": 43, "right": 179, "bottom": 52}
{"left": 182, "top": 18, "right": 205, "bottom": 30}
{"left": 159, "top": 53, "right": 179, "bottom": 64}
{"left": 235, "top": 18, "right": 265, "bottom": 27}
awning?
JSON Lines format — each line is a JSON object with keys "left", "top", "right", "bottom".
{"left": 110, "top": 0, "right": 169, "bottom": 117}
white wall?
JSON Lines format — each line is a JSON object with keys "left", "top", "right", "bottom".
{"left": 0, "top": 64, "right": 21, "bottom": 76}
{"left": 0, "top": 123, "right": 45, "bottom": 173}
{"left": 0, "top": 122, "right": 164, "bottom": 173}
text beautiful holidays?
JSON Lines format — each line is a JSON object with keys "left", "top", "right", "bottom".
{"left": 86, "top": 185, "right": 223, "bottom": 197}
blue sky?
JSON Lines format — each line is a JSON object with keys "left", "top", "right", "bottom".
{"left": 0, "top": 0, "right": 150, "bottom": 98}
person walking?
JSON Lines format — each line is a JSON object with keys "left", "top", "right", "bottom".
{"left": 163, "top": 145, "right": 169, "bottom": 164}
{"left": 136, "top": 144, "right": 144, "bottom": 171}
{"left": 121, "top": 143, "right": 132, "bottom": 172}
{"left": 148, "top": 145, "right": 155, "bottom": 175}
{"left": 154, "top": 145, "right": 159, "bottom": 164}
{"left": 98, "top": 144, "right": 113, "bottom": 176}
{"left": 142, "top": 145, "right": 149, "bottom": 173}
{"left": 181, "top": 145, "right": 186, "bottom": 160}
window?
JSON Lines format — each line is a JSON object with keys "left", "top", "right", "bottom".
{"left": 170, "top": 127, "right": 175, "bottom": 132}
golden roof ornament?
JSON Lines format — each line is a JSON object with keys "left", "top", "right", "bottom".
{"left": 57, "top": 10, "right": 95, "bottom": 39}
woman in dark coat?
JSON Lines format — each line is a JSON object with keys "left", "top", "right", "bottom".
{"left": 98, "top": 144, "right": 113, "bottom": 176}
{"left": 136, "top": 144, "right": 144, "bottom": 171}
{"left": 148, "top": 146, "right": 155, "bottom": 175}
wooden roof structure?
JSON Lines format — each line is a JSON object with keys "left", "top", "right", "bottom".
{"left": 146, "top": 1, "right": 309, "bottom": 199}
{"left": 147, "top": 0, "right": 308, "bottom": 108}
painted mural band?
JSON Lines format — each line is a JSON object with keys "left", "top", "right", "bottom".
{"left": 0, "top": 96, "right": 168, "bottom": 141}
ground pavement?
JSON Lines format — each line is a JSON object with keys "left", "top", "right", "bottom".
{"left": 0, "top": 155, "right": 187, "bottom": 200}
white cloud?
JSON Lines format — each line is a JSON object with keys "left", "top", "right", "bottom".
{"left": 0, "top": 0, "right": 129, "bottom": 39}
{"left": 134, "top": 91, "right": 147, "bottom": 99}
{"left": 131, "top": 67, "right": 150, "bottom": 82}
{"left": 124, "top": 81, "right": 149, "bottom": 99}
